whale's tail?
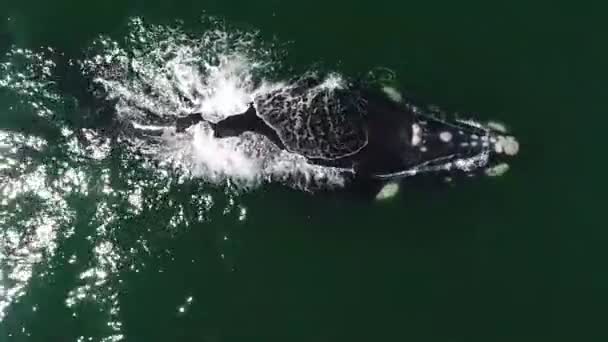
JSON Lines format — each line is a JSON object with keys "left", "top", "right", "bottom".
{"left": 176, "top": 113, "right": 209, "bottom": 133}
{"left": 175, "top": 105, "right": 287, "bottom": 150}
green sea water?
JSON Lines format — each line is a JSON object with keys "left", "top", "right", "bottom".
{"left": 1, "top": 1, "right": 606, "bottom": 341}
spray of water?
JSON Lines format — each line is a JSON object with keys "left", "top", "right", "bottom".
{"left": 0, "top": 16, "right": 368, "bottom": 341}
{"left": 82, "top": 17, "right": 351, "bottom": 192}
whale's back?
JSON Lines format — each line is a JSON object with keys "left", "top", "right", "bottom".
{"left": 253, "top": 75, "right": 369, "bottom": 160}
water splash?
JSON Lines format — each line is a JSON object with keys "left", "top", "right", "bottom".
{"left": 0, "top": 15, "right": 363, "bottom": 340}
{"left": 0, "top": 48, "right": 61, "bottom": 117}
{"left": 83, "top": 17, "right": 351, "bottom": 192}
{"left": 0, "top": 131, "right": 74, "bottom": 322}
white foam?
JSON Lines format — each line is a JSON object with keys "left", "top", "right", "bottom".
{"left": 185, "top": 126, "right": 262, "bottom": 185}
{"left": 84, "top": 18, "right": 351, "bottom": 192}
{"left": 318, "top": 73, "right": 346, "bottom": 90}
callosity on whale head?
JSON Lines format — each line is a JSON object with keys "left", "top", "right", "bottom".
{"left": 374, "top": 105, "right": 520, "bottom": 182}
{"left": 372, "top": 112, "right": 519, "bottom": 201}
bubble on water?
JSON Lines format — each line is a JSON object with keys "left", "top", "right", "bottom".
{"left": 0, "top": 48, "right": 60, "bottom": 117}
{"left": 0, "top": 131, "right": 76, "bottom": 321}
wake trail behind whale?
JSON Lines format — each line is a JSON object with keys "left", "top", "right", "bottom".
{"left": 83, "top": 18, "right": 351, "bottom": 192}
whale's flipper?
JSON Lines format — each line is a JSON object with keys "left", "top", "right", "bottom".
{"left": 176, "top": 113, "right": 206, "bottom": 132}
{"left": 375, "top": 181, "right": 400, "bottom": 201}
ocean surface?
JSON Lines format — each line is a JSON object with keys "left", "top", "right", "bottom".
{"left": 0, "top": 1, "right": 606, "bottom": 341}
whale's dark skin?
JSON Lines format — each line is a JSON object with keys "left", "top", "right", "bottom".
{"left": 175, "top": 85, "right": 518, "bottom": 189}
{"left": 176, "top": 88, "right": 414, "bottom": 175}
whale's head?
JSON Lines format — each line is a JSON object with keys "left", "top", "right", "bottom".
{"left": 373, "top": 105, "right": 520, "bottom": 181}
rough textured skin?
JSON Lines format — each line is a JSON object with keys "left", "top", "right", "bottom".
{"left": 253, "top": 76, "right": 369, "bottom": 160}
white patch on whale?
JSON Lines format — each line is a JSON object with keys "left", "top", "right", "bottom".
{"left": 456, "top": 119, "right": 486, "bottom": 130}
{"left": 411, "top": 124, "right": 422, "bottom": 146}
{"left": 494, "top": 141, "right": 503, "bottom": 154}
{"left": 373, "top": 147, "right": 489, "bottom": 181}
{"left": 382, "top": 86, "right": 402, "bottom": 102}
{"left": 494, "top": 136, "right": 519, "bottom": 156}
{"left": 485, "top": 163, "right": 510, "bottom": 177}
{"left": 375, "top": 181, "right": 400, "bottom": 200}
{"left": 439, "top": 131, "right": 452, "bottom": 142}
{"left": 487, "top": 121, "right": 508, "bottom": 133}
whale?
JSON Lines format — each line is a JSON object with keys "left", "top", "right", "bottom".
{"left": 170, "top": 80, "right": 520, "bottom": 200}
